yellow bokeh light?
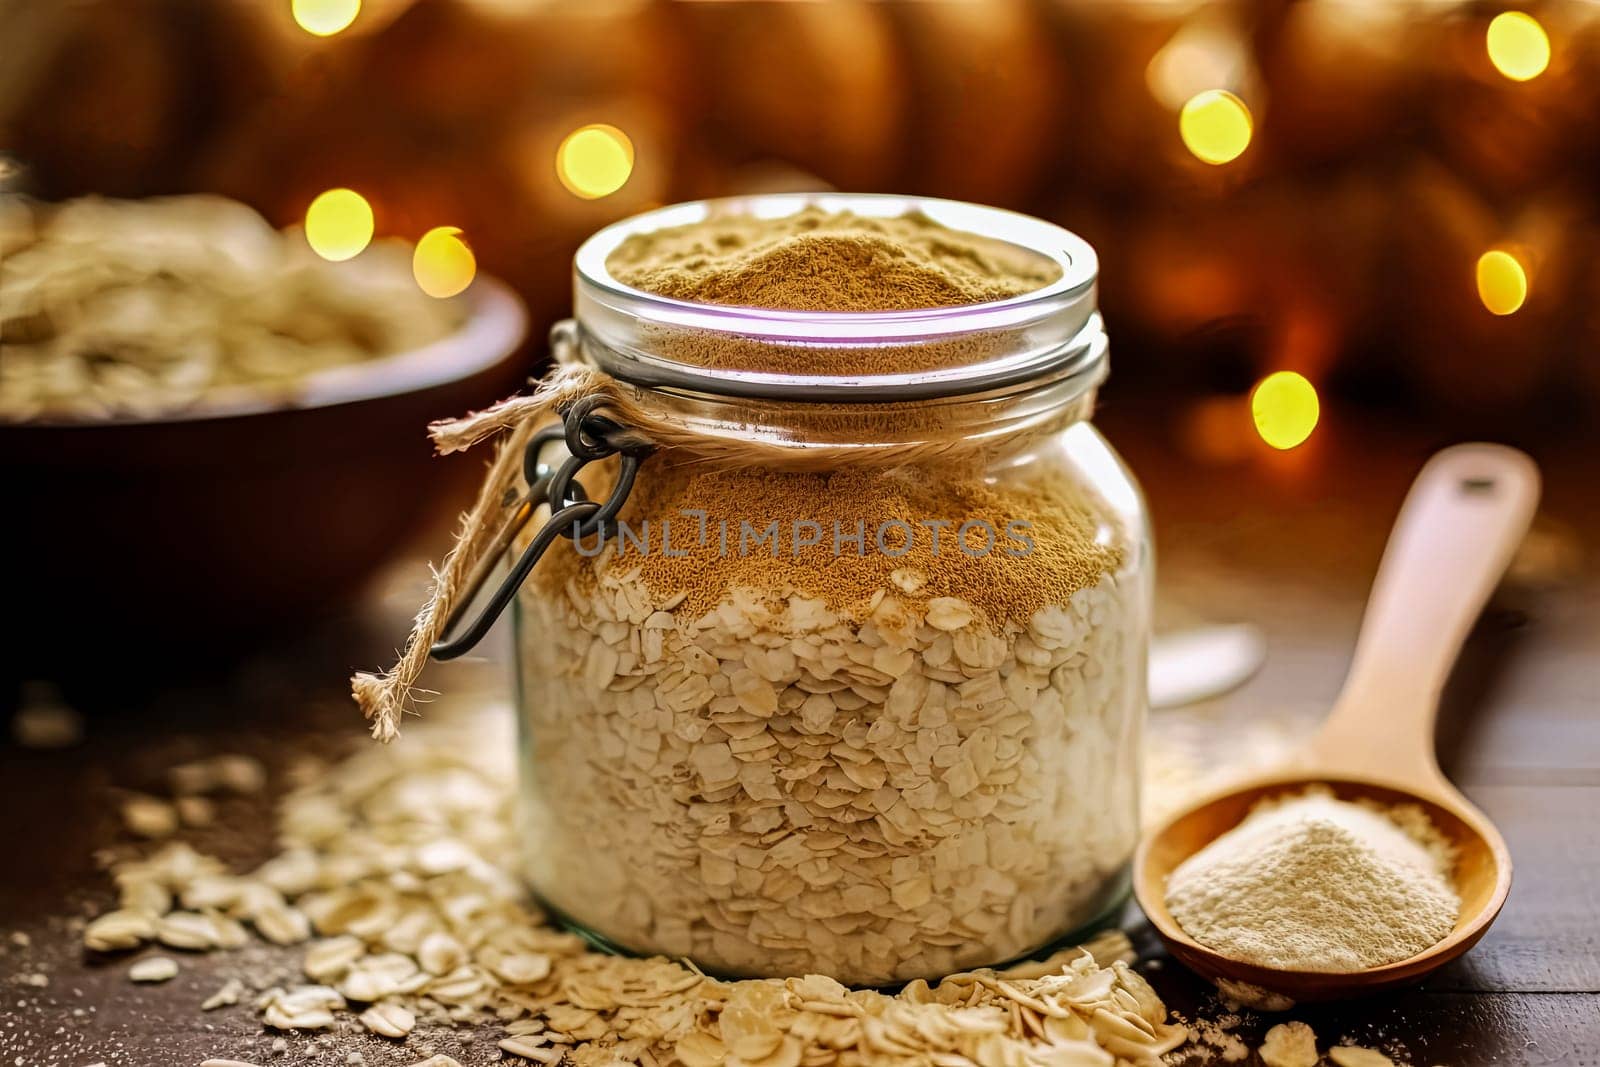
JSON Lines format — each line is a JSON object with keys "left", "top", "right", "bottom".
{"left": 1476, "top": 250, "right": 1528, "bottom": 315}
{"left": 1486, "top": 12, "right": 1550, "bottom": 82}
{"left": 304, "top": 188, "right": 373, "bottom": 262}
{"left": 413, "top": 227, "right": 477, "bottom": 299}
{"left": 1179, "top": 89, "right": 1253, "bottom": 165}
{"left": 1251, "top": 371, "right": 1319, "bottom": 451}
{"left": 556, "top": 124, "right": 635, "bottom": 200}
{"left": 292, "top": 0, "right": 361, "bottom": 36}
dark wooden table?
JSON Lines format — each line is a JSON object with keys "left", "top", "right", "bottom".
{"left": 3, "top": 406, "right": 1596, "bottom": 1067}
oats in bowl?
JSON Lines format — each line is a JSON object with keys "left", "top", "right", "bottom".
{"left": 0, "top": 194, "right": 465, "bottom": 423}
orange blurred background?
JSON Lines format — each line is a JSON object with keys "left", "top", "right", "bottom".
{"left": 4, "top": 0, "right": 1599, "bottom": 454}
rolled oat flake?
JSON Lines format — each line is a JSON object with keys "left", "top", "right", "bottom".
{"left": 355, "top": 194, "right": 1153, "bottom": 986}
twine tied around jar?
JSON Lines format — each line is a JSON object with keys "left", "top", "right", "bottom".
{"left": 351, "top": 359, "right": 638, "bottom": 742}
{"left": 352, "top": 323, "right": 1094, "bottom": 741}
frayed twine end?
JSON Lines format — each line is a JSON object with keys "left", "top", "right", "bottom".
{"left": 351, "top": 671, "right": 403, "bottom": 743}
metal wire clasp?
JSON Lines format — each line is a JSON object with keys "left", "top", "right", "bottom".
{"left": 429, "top": 398, "right": 653, "bottom": 660}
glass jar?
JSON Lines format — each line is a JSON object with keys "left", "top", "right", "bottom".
{"left": 512, "top": 194, "right": 1151, "bottom": 986}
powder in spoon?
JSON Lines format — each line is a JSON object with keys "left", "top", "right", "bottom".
{"left": 1164, "top": 787, "right": 1459, "bottom": 973}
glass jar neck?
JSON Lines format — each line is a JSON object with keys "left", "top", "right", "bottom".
{"left": 559, "top": 319, "right": 1105, "bottom": 467}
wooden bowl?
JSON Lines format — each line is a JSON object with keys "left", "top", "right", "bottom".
{"left": 0, "top": 279, "right": 527, "bottom": 675}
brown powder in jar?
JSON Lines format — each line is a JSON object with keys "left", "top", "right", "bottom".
{"left": 606, "top": 207, "right": 1060, "bottom": 312}
{"left": 601, "top": 208, "right": 1061, "bottom": 376}
{"left": 538, "top": 461, "right": 1123, "bottom": 627}
{"left": 535, "top": 205, "right": 1118, "bottom": 625}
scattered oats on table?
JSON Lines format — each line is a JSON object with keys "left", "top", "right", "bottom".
{"left": 359, "top": 1003, "right": 415, "bottom": 1038}
{"left": 127, "top": 956, "right": 179, "bottom": 983}
{"left": 202, "top": 978, "right": 247, "bottom": 1011}
{"left": 74, "top": 708, "right": 1189, "bottom": 1066}
{"left": 82, "top": 909, "right": 155, "bottom": 952}
{"left": 176, "top": 795, "right": 217, "bottom": 828}
{"left": 1259, "top": 1020, "right": 1320, "bottom": 1067}
{"left": 120, "top": 795, "right": 179, "bottom": 839}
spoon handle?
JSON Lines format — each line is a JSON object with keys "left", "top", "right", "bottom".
{"left": 1309, "top": 444, "right": 1540, "bottom": 787}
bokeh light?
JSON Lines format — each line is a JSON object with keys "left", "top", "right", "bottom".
{"left": 303, "top": 188, "right": 373, "bottom": 262}
{"left": 1251, "top": 371, "right": 1319, "bottom": 450}
{"left": 556, "top": 124, "right": 635, "bottom": 200}
{"left": 1179, "top": 90, "right": 1253, "bottom": 165}
{"left": 1147, "top": 22, "right": 1248, "bottom": 113}
{"left": 413, "top": 227, "right": 477, "bottom": 298}
{"left": 292, "top": 0, "right": 361, "bottom": 37}
{"left": 1486, "top": 12, "right": 1550, "bottom": 82}
{"left": 1476, "top": 250, "right": 1528, "bottom": 315}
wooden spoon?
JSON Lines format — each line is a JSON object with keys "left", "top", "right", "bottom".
{"left": 1134, "top": 443, "right": 1540, "bottom": 1002}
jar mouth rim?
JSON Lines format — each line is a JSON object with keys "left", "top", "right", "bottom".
{"left": 575, "top": 193, "right": 1096, "bottom": 330}
{"left": 571, "top": 193, "right": 1103, "bottom": 402}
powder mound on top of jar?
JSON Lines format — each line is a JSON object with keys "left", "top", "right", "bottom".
{"left": 602, "top": 207, "right": 1063, "bottom": 374}
{"left": 515, "top": 209, "right": 1142, "bottom": 985}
